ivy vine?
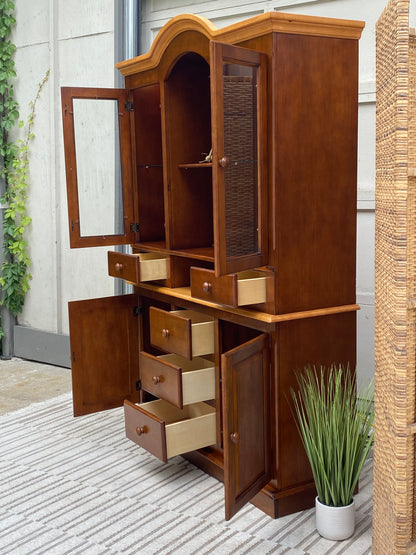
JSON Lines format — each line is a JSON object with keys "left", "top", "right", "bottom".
{"left": 0, "top": 0, "right": 49, "bottom": 345}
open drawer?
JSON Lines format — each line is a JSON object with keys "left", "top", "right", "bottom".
{"left": 108, "top": 251, "right": 169, "bottom": 283}
{"left": 140, "top": 352, "right": 215, "bottom": 408}
{"left": 124, "top": 399, "right": 216, "bottom": 462}
{"left": 190, "top": 267, "right": 267, "bottom": 307}
{"left": 149, "top": 307, "right": 215, "bottom": 359}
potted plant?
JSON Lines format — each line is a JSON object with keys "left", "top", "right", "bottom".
{"left": 290, "top": 364, "right": 374, "bottom": 540}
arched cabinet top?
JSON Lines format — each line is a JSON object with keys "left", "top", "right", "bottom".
{"left": 116, "top": 11, "right": 364, "bottom": 77}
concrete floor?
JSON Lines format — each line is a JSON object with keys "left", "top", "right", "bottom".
{"left": 0, "top": 357, "right": 72, "bottom": 415}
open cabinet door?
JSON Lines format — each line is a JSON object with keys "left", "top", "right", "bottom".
{"left": 222, "top": 333, "right": 271, "bottom": 520}
{"left": 69, "top": 294, "right": 140, "bottom": 416}
{"left": 61, "top": 87, "right": 136, "bottom": 248}
{"left": 210, "top": 42, "right": 268, "bottom": 277}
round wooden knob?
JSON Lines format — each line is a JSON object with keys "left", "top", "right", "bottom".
{"left": 202, "top": 281, "right": 212, "bottom": 293}
{"left": 230, "top": 432, "right": 240, "bottom": 444}
{"left": 152, "top": 375, "right": 161, "bottom": 385}
{"left": 219, "top": 156, "right": 230, "bottom": 168}
{"left": 136, "top": 426, "right": 146, "bottom": 436}
{"left": 161, "top": 328, "right": 170, "bottom": 338}
{"left": 115, "top": 263, "right": 123, "bottom": 271}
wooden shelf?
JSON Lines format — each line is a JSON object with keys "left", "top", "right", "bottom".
{"left": 134, "top": 241, "right": 214, "bottom": 262}
{"left": 178, "top": 163, "right": 213, "bottom": 169}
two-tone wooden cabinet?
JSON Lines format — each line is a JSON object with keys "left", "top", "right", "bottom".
{"left": 61, "top": 12, "right": 364, "bottom": 520}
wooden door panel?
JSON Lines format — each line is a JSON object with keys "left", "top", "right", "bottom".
{"left": 210, "top": 42, "right": 268, "bottom": 276}
{"left": 69, "top": 294, "right": 140, "bottom": 416}
{"left": 222, "top": 333, "right": 271, "bottom": 520}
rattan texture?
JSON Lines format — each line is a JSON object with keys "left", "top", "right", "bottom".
{"left": 223, "top": 75, "right": 258, "bottom": 257}
{"left": 375, "top": 0, "right": 416, "bottom": 552}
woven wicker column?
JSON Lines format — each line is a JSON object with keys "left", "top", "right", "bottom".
{"left": 375, "top": 0, "right": 416, "bottom": 552}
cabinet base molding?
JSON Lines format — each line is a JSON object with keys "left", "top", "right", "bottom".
{"left": 184, "top": 448, "right": 316, "bottom": 518}
{"left": 250, "top": 483, "right": 316, "bottom": 518}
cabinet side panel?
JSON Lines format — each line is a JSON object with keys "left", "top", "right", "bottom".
{"left": 275, "top": 34, "right": 358, "bottom": 313}
{"left": 277, "top": 311, "right": 356, "bottom": 489}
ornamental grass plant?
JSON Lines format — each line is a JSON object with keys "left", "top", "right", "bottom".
{"left": 290, "top": 365, "right": 374, "bottom": 507}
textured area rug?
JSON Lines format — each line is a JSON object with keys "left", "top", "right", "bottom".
{"left": 0, "top": 394, "right": 372, "bottom": 554}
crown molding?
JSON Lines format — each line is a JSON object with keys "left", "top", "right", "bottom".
{"left": 116, "top": 12, "right": 364, "bottom": 76}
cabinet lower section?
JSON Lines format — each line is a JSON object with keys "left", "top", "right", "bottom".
{"left": 68, "top": 291, "right": 356, "bottom": 521}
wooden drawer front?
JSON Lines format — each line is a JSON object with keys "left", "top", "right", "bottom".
{"left": 149, "top": 307, "right": 214, "bottom": 359}
{"left": 140, "top": 352, "right": 215, "bottom": 408}
{"left": 124, "top": 399, "right": 216, "bottom": 462}
{"left": 190, "top": 267, "right": 267, "bottom": 307}
{"left": 108, "top": 251, "right": 168, "bottom": 283}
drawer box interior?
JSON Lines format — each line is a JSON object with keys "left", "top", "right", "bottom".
{"left": 236, "top": 270, "right": 267, "bottom": 306}
{"left": 135, "top": 252, "right": 169, "bottom": 282}
{"left": 159, "top": 354, "right": 215, "bottom": 405}
{"left": 170, "top": 310, "right": 215, "bottom": 356}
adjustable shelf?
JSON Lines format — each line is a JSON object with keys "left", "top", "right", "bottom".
{"left": 178, "top": 163, "right": 213, "bottom": 169}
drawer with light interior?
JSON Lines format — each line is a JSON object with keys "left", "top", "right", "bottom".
{"left": 139, "top": 352, "right": 215, "bottom": 409}
{"left": 124, "top": 399, "right": 216, "bottom": 463}
{"left": 190, "top": 266, "right": 267, "bottom": 307}
{"left": 108, "top": 251, "right": 169, "bottom": 283}
{"left": 149, "top": 307, "right": 214, "bottom": 359}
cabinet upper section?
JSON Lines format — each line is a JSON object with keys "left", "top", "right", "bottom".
{"left": 61, "top": 11, "right": 364, "bottom": 286}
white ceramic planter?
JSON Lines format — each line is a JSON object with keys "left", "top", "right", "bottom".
{"left": 315, "top": 497, "right": 355, "bottom": 541}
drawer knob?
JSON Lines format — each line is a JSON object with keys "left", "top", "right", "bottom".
{"left": 202, "top": 281, "right": 212, "bottom": 293}
{"left": 136, "top": 426, "right": 147, "bottom": 436}
{"left": 230, "top": 432, "right": 240, "bottom": 444}
{"left": 219, "top": 156, "right": 230, "bottom": 168}
{"left": 161, "top": 328, "right": 170, "bottom": 338}
{"left": 152, "top": 375, "right": 161, "bottom": 385}
{"left": 115, "top": 263, "right": 123, "bottom": 271}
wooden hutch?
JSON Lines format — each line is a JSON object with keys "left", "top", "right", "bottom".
{"left": 61, "top": 12, "right": 364, "bottom": 521}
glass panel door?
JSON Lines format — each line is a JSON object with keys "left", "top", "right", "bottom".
{"left": 61, "top": 87, "right": 136, "bottom": 248}
{"left": 210, "top": 42, "right": 268, "bottom": 276}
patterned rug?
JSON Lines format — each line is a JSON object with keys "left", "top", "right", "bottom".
{"left": 0, "top": 394, "right": 373, "bottom": 554}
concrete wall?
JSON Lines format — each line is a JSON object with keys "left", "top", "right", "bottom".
{"left": 10, "top": 0, "right": 384, "bottom": 382}
{"left": 9, "top": 0, "right": 116, "bottom": 364}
